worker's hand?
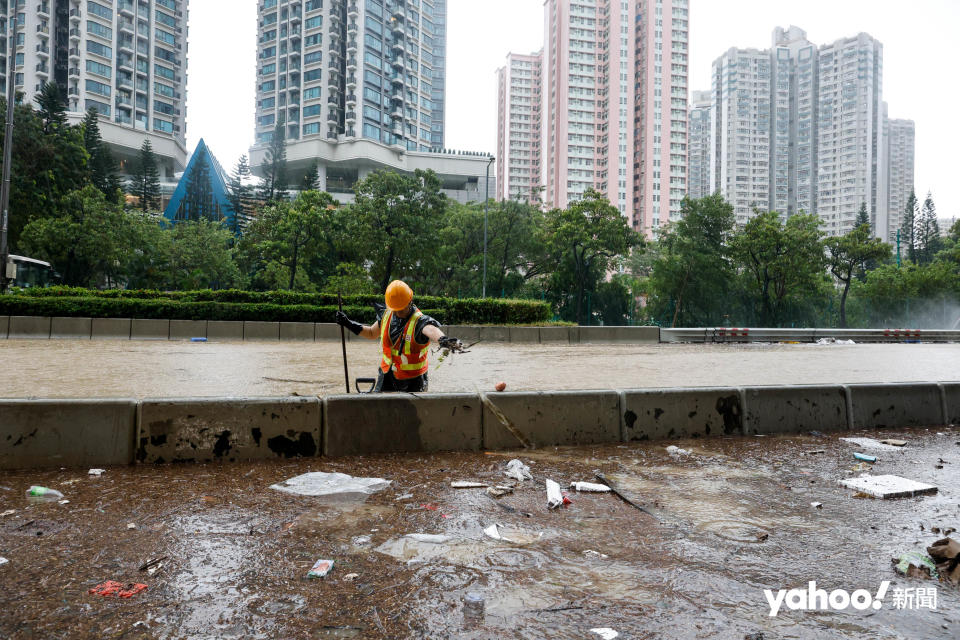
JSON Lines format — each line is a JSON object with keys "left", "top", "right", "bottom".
{"left": 335, "top": 310, "right": 363, "bottom": 336}
{"left": 438, "top": 336, "right": 464, "bottom": 352}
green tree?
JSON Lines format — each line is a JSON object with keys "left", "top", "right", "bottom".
{"left": 34, "top": 82, "right": 68, "bottom": 133}
{"left": 351, "top": 169, "right": 447, "bottom": 291}
{"left": 18, "top": 186, "right": 133, "bottom": 287}
{"left": 544, "top": 189, "right": 641, "bottom": 325}
{"left": 826, "top": 223, "right": 893, "bottom": 327}
{"left": 163, "top": 219, "right": 243, "bottom": 290}
{"left": 901, "top": 190, "right": 919, "bottom": 263}
{"left": 82, "top": 108, "right": 122, "bottom": 199}
{"left": 855, "top": 202, "right": 870, "bottom": 230}
{"left": 301, "top": 160, "right": 320, "bottom": 192}
{"left": 128, "top": 139, "right": 162, "bottom": 213}
{"left": 731, "top": 211, "right": 827, "bottom": 326}
{"left": 321, "top": 262, "right": 376, "bottom": 295}
{"left": 226, "top": 154, "right": 255, "bottom": 235}
{"left": 258, "top": 123, "right": 288, "bottom": 203}
{"left": 240, "top": 190, "right": 335, "bottom": 290}
{"left": 648, "top": 194, "right": 735, "bottom": 327}
{"left": 917, "top": 192, "right": 941, "bottom": 265}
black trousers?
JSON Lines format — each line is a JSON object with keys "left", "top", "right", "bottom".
{"left": 374, "top": 369, "right": 428, "bottom": 393}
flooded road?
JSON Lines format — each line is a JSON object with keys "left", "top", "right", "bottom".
{"left": 1, "top": 339, "right": 958, "bottom": 398}
{"left": 0, "top": 427, "right": 956, "bottom": 638}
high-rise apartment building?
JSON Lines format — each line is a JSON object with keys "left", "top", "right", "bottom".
{"left": 251, "top": 0, "right": 492, "bottom": 203}
{"left": 709, "top": 27, "right": 905, "bottom": 238}
{"left": 882, "top": 114, "right": 915, "bottom": 242}
{"left": 686, "top": 89, "right": 710, "bottom": 200}
{"left": 496, "top": 51, "right": 541, "bottom": 203}
{"left": 495, "top": 0, "right": 688, "bottom": 235}
{"left": 0, "top": 0, "right": 189, "bottom": 178}
{"left": 633, "top": 0, "right": 688, "bottom": 236}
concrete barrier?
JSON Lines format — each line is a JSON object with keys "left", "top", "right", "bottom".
{"left": 91, "top": 318, "right": 131, "bottom": 340}
{"left": 509, "top": 326, "right": 540, "bottom": 343}
{"left": 131, "top": 319, "right": 170, "bottom": 340}
{"left": 8, "top": 315, "right": 51, "bottom": 339}
{"left": 50, "top": 317, "right": 92, "bottom": 339}
{"left": 137, "top": 397, "right": 321, "bottom": 464}
{"left": 443, "top": 325, "right": 481, "bottom": 343}
{"left": 244, "top": 321, "right": 280, "bottom": 341}
{"left": 482, "top": 390, "right": 621, "bottom": 450}
{"left": 942, "top": 383, "right": 960, "bottom": 425}
{"left": 848, "top": 383, "right": 944, "bottom": 429}
{"left": 170, "top": 320, "right": 207, "bottom": 340}
{"left": 0, "top": 316, "right": 7, "bottom": 339}
{"left": 622, "top": 387, "right": 743, "bottom": 441}
{"left": 316, "top": 323, "right": 342, "bottom": 342}
{"left": 479, "top": 326, "right": 510, "bottom": 342}
{"left": 0, "top": 399, "right": 136, "bottom": 470}
{"left": 744, "top": 385, "right": 848, "bottom": 434}
{"left": 208, "top": 320, "right": 244, "bottom": 341}
{"left": 579, "top": 326, "right": 660, "bottom": 343}
{"left": 324, "top": 393, "right": 482, "bottom": 456}
{"left": 280, "top": 322, "right": 315, "bottom": 342}
{"left": 539, "top": 327, "right": 572, "bottom": 344}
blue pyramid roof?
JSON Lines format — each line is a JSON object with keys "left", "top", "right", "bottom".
{"left": 162, "top": 138, "right": 238, "bottom": 231}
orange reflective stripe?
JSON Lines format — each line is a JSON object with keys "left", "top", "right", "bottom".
{"left": 380, "top": 308, "right": 428, "bottom": 378}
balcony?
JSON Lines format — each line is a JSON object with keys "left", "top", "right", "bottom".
{"left": 391, "top": 54, "right": 403, "bottom": 69}
{"left": 68, "top": 47, "right": 80, "bottom": 60}
{"left": 35, "top": 43, "right": 49, "bottom": 57}
{"left": 35, "top": 63, "right": 48, "bottom": 75}
{"left": 37, "top": 4, "right": 50, "bottom": 17}
{"left": 118, "top": 19, "right": 134, "bottom": 34}
{"left": 69, "top": 8, "right": 80, "bottom": 22}
{"left": 69, "top": 27, "right": 80, "bottom": 41}
{"left": 348, "top": 1, "right": 359, "bottom": 19}
{"left": 115, "top": 94, "right": 132, "bottom": 107}
{"left": 345, "top": 110, "right": 356, "bottom": 123}
{"left": 36, "top": 24, "right": 50, "bottom": 37}
{"left": 390, "top": 108, "right": 403, "bottom": 120}
{"left": 118, "top": 1, "right": 134, "bottom": 18}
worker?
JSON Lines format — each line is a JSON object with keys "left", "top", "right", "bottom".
{"left": 335, "top": 280, "right": 462, "bottom": 393}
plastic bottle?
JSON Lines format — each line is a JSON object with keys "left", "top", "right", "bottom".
{"left": 463, "top": 591, "right": 485, "bottom": 620}
{"left": 26, "top": 486, "right": 64, "bottom": 501}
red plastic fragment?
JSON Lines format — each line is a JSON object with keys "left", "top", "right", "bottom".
{"left": 89, "top": 580, "right": 147, "bottom": 598}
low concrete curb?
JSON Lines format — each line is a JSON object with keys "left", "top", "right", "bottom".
{"left": 51, "top": 317, "right": 92, "bottom": 339}
{"left": 132, "top": 319, "right": 170, "bottom": 340}
{"left": 170, "top": 320, "right": 207, "bottom": 340}
{"left": 0, "top": 316, "right": 8, "bottom": 339}
{"left": 9, "top": 315, "right": 51, "bottom": 339}
{"left": 244, "top": 321, "right": 280, "bottom": 341}
{"left": 92, "top": 318, "right": 131, "bottom": 340}
{"left": 208, "top": 321, "right": 244, "bottom": 341}
{"left": 1, "top": 382, "right": 956, "bottom": 469}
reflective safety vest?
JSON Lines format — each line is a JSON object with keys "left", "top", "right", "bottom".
{"left": 380, "top": 308, "right": 429, "bottom": 379}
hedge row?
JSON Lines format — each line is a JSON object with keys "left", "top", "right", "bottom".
{"left": 0, "top": 293, "right": 552, "bottom": 325}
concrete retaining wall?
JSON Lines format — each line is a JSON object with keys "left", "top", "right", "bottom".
{"left": 0, "top": 382, "right": 955, "bottom": 469}
{"left": 51, "top": 317, "right": 92, "bottom": 339}
{"left": 0, "top": 316, "right": 7, "bottom": 339}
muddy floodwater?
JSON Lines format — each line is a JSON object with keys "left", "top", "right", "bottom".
{"left": 0, "top": 340, "right": 958, "bottom": 398}
{"left": 0, "top": 428, "right": 957, "bottom": 638}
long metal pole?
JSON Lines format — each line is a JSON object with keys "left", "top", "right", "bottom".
{"left": 0, "top": 8, "right": 16, "bottom": 294}
{"left": 482, "top": 155, "right": 493, "bottom": 298}
{"left": 338, "top": 292, "right": 350, "bottom": 393}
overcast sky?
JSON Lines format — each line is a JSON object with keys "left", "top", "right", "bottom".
{"left": 187, "top": 0, "right": 959, "bottom": 219}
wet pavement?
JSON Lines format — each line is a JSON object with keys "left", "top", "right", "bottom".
{"left": 0, "top": 426, "right": 957, "bottom": 639}
{"left": 0, "top": 340, "right": 958, "bottom": 398}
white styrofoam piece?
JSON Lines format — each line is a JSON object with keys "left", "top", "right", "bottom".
{"left": 838, "top": 474, "right": 938, "bottom": 499}
{"left": 269, "top": 471, "right": 391, "bottom": 499}
{"left": 839, "top": 437, "right": 901, "bottom": 452}
{"left": 546, "top": 478, "right": 563, "bottom": 509}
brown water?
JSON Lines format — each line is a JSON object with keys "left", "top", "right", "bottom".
{"left": 1, "top": 340, "right": 958, "bottom": 398}
{"left": 0, "top": 428, "right": 956, "bottom": 638}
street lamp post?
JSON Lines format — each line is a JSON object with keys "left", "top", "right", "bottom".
{"left": 0, "top": 7, "right": 17, "bottom": 294}
{"left": 482, "top": 154, "right": 494, "bottom": 298}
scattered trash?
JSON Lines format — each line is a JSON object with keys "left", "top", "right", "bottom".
{"left": 811, "top": 502, "right": 823, "bottom": 509}
{"left": 0, "top": 510, "right": 15, "bottom": 517}
{"left": 486, "top": 494, "right": 532, "bottom": 517}
{"left": 927, "top": 538, "right": 960, "bottom": 584}
{"left": 893, "top": 552, "right": 939, "bottom": 579}
{"left": 666, "top": 445, "right": 690, "bottom": 456}
{"left": 494, "top": 382, "right": 506, "bottom": 392}
{"left": 570, "top": 481, "right": 612, "bottom": 493}
{"left": 343, "top": 573, "right": 360, "bottom": 582}
{"left": 190, "top": 337, "right": 207, "bottom": 342}
{"left": 351, "top": 535, "right": 372, "bottom": 547}
{"left": 307, "top": 559, "right": 334, "bottom": 579}
{"left": 88, "top": 581, "right": 147, "bottom": 598}
{"left": 405, "top": 534, "right": 451, "bottom": 544}
{"left": 126, "top": 523, "right": 136, "bottom": 530}
{"left": 802, "top": 449, "right": 827, "bottom": 456}
{"left": 546, "top": 479, "right": 564, "bottom": 509}
{"left": 584, "top": 550, "right": 609, "bottom": 559}
{"left": 590, "top": 629, "right": 619, "bottom": 639}
{"left": 852, "top": 491, "right": 874, "bottom": 499}
{"left": 451, "top": 481, "right": 487, "bottom": 489}
{"left": 139, "top": 557, "right": 166, "bottom": 575}
{"left": 420, "top": 503, "right": 438, "bottom": 511}
{"left": 88, "top": 469, "right": 105, "bottom": 476}
{"left": 816, "top": 337, "right": 854, "bottom": 345}
{"left": 0, "top": 557, "right": 8, "bottom": 567}
{"left": 839, "top": 475, "right": 938, "bottom": 499}
{"left": 504, "top": 459, "right": 533, "bottom": 482}
{"left": 756, "top": 532, "right": 770, "bottom": 542}
{"left": 463, "top": 591, "right": 485, "bottom": 620}
{"left": 851, "top": 462, "right": 873, "bottom": 472}
{"left": 269, "top": 472, "right": 391, "bottom": 499}
{"left": 394, "top": 493, "right": 414, "bottom": 501}
{"left": 483, "top": 524, "right": 543, "bottom": 545}
{"left": 486, "top": 485, "right": 514, "bottom": 498}
{"left": 854, "top": 452, "right": 878, "bottom": 463}
{"left": 744, "top": 633, "right": 765, "bottom": 640}
{"left": 594, "top": 473, "right": 663, "bottom": 524}
{"left": 880, "top": 439, "right": 907, "bottom": 447}
{"left": 26, "top": 486, "right": 63, "bottom": 502}
{"left": 840, "top": 437, "right": 901, "bottom": 452}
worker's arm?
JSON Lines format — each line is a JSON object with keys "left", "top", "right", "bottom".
{"left": 335, "top": 311, "right": 380, "bottom": 341}
{"left": 422, "top": 324, "right": 463, "bottom": 351}
{"left": 422, "top": 324, "right": 445, "bottom": 343}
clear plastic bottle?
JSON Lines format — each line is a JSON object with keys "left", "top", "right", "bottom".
{"left": 463, "top": 591, "right": 485, "bottom": 621}
{"left": 26, "top": 486, "right": 64, "bottom": 501}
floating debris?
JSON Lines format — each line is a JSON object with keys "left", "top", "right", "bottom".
{"left": 269, "top": 472, "right": 390, "bottom": 499}
{"left": 839, "top": 475, "right": 938, "bottom": 499}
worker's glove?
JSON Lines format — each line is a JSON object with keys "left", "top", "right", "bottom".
{"left": 438, "top": 336, "right": 464, "bottom": 352}
{"left": 335, "top": 310, "right": 363, "bottom": 336}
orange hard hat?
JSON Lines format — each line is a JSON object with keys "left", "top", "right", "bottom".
{"left": 385, "top": 280, "right": 413, "bottom": 311}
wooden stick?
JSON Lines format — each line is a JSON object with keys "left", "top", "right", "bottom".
{"left": 338, "top": 292, "right": 350, "bottom": 394}
{"left": 594, "top": 472, "right": 663, "bottom": 523}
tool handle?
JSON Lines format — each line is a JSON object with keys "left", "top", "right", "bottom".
{"left": 338, "top": 292, "right": 350, "bottom": 393}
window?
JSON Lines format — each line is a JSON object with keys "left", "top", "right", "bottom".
{"left": 365, "top": 33, "right": 382, "bottom": 52}
{"left": 155, "top": 64, "right": 176, "bottom": 80}
{"left": 156, "top": 10, "right": 177, "bottom": 28}
{"left": 86, "top": 41, "right": 112, "bottom": 59}
{"left": 85, "top": 99, "right": 110, "bottom": 117}
{"left": 363, "top": 87, "right": 381, "bottom": 103}
{"left": 304, "top": 69, "right": 322, "bottom": 82}
{"left": 303, "top": 122, "right": 321, "bottom": 136}
{"left": 303, "top": 86, "right": 321, "bottom": 100}
{"left": 85, "top": 79, "right": 111, "bottom": 97}
{"left": 87, "top": 2, "right": 111, "bottom": 20}
{"left": 305, "top": 33, "right": 321, "bottom": 46}
{"left": 261, "top": 97, "right": 275, "bottom": 109}
{"left": 303, "top": 104, "right": 322, "bottom": 117}
{"left": 305, "top": 16, "right": 322, "bottom": 30}
{"left": 363, "top": 123, "right": 381, "bottom": 140}
{"left": 260, "top": 80, "right": 276, "bottom": 92}
{"left": 261, "top": 63, "right": 276, "bottom": 75}
{"left": 304, "top": 51, "right": 322, "bottom": 65}
{"left": 260, "top": 114, "right": 275, "bottom": 126}
{"left": 86, "top": 20, "right": 112, "bottom": 39}
{"left": 363, "top": 105, "right": 381, "bottom": 120}
{"left": 157, "top": 0, "right": 176, "bottom": 8}
{"left": 155, "top": 47, "right": 177, "bottom": 64}
{"left": 86, "top": 60, "right": 111, "bottom": 78}
{"left": 365, "top": 52, "right": 381, "bottom": 70}
{"left": 155, "top": 29, "right": 176, "bottom": 46}
{"left": 154, "top": 118, "right": 174, "bottom": 133}
{"left": 154, "top": 100, "right": 175, "bottom": 115}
